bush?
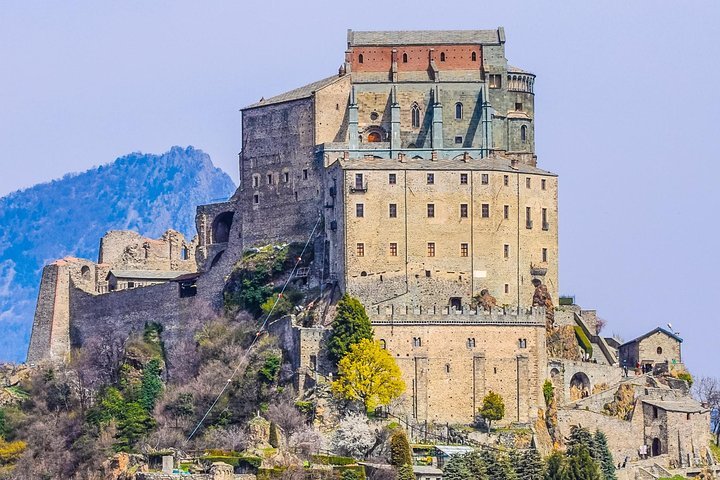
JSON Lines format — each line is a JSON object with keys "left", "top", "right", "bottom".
{"left": 311, "top": 454, "right": 357, "bottom": 465}
{"left": 574, "top": 325, "right": 593, "bottom": 357}
{"left": 543, "top": 379, "right": 554, "bottom": 406}
{"left": 389, "top": 430, "right": 412, "bottom": 466}
{"left": 259, "top": 354, "right": 282, "bottom": 384}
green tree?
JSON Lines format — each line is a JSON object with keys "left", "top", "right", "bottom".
{"left": 259, "top": 354, "right": 282, "bottom": 384}
{"left": 567, "top": 426, "right": 600, "bottom": 463}
{"left": 481, "top": 450, "right": 516, "bottom": 480}
{"left": 518, "top": 448, "right": 544, "bottom": 480}
{"left": 332, "top": 339, "right": 405, "bottom": 412}
{"left": 390, "top": 429, "right": 412, "bottom": 466}
{"left": 396, "top": 464, "right": 415, "bottom": 480}
{"left": 328, "top": 295, "right": 373, "bottom": 363}
{"left": 543, "top": 380, "right": 555, "bottom": 406}
{"left": 565, "top": 444, "right": 601, "bottom": 480}
{"left": 479, "top": 391, "right": 505, "bottom": 432}
{"left": 139, "top": 358, "right": 163, "bottom": 412}
{"left": 164, "top": 393, "right": 195, "bottom": 428}
{"left": 443, "top": 454, "right": 473, "bottom": 480}
{"left": 544, "top": 451, "right": 568, "bottom": 480}
{"left": 594, "top": 430, "right": 616, "bottom": 480}
{"left": 115, "top": 401, "right": 156, "bottom": 452}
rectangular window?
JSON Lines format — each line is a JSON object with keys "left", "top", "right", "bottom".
{"left": 427, "top": 173, "right": 434, "bottom": 184}
{"left": 460, "top": 243, "right": 469, "bottom": 257}
{"left": 389, "top": 242, "right": 398, "bottom": 256}
{"left": 460, "top": 173, "right": 468, "bottom": 185}
{"left": 503, "top": 244, "right": 509, "bottom": 258}
{"left": 504, "top": 175, "right": 509, "bottom": 186}
{"left": 283, "top": 172, "right": 289, "bottom": 183}
{"left": 303, "top": 168, "right": 308, "bottom": 180}
{"left": 427, "top": 242, "right": 435, "bottom": 257}
{"left": 356, "top": 204, "right": 364, "bottom": 218}
{"left": 356, "top": 243, "right": 365, "bottom": 257}
{"left": 504, "top": 283, "right": 509, "bottom": 294}
{"left": 542, "top": 248, "right": 548, "bottom": 262}
{"left": 460, "top": 204, "right": 468, "bottom": 218}
{"left": 526, "top": 207, "right": 532, "bottom": 229}
{"left": 427, "top": 203, "right": 435, "bottom": 218}
{"left": 389, "top": 173, "right": 397, "bottom": 185}
{"left": 504, "top": 205, "right": 510, "bottom": 220}
{"left": 454, "top": 136, "right": 463, "bottom": 144}
{"left": 253, "top": 175, "right": 259, "bottom": 188}
{"left": 355, "top": 173, "right": 364, "bottom": 189}
{"left": 267, "top": 173, "right": 274, "bottom": 185}
{"left": 253, "top": 194, "right": 259, "bottom": 204}
{"left": 526, "top": 177, "right": 531, "bottom": 188}
{"left": 389, "top": 203, "right": 397, "bottom": 218}
{"left": 515, "top": 102, "right": 523, "bottom": 111}
{"left": 541, "top": 178, "right": 546, "bottom": 190}
{"left": 481, "top": 174, "right": 489, "bottom": 185}
{"left": 481, "top": 203, "right": 489, "bottom": 218}
{"left": 542, "top": 208, "right": 548, "bottom": 230}
{"left": 489, "top": 74, "right": 502, "bottom": 89}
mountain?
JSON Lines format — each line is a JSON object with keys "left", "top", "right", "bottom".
{"left": 0, "top": 146, "right": 236, "bottom": 362}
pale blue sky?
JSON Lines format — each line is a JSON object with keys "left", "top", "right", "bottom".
{"left": 1, "top": 1, "right": 719, "bottom": 377}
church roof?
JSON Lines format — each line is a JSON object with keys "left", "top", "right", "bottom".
{"left": 243, "top": 75, "right": 345, "bottom": 110}
{"left": 621, "top": 327, "right": 683, "bottom": 347}
{"left": 348, "top": 29, "right": 503, "bottom": 46}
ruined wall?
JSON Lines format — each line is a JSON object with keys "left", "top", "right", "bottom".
{"left": 99, "top": 230, "right": 197, "bottom": 272}
{"left": 371, "top": 306, "right": 547, "bottom": 424}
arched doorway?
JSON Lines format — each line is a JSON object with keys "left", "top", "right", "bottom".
{"left": 212, "top": 212, "right": 234, "bottom": 244}
{"left": 569, "top": 372, "right": 591, "bottom": 401}
{"left": 651, "top": 438, "right": 661, "bottom": 456}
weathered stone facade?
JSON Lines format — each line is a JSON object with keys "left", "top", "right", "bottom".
{"left": 619, "top": 328, "right": 683, "bottom": 371}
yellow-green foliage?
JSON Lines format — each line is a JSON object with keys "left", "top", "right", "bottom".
{"left": 709, "top": 441, "right": 720, "bottom": 462}
{"left": 332, "top": 339, "right": 405, "bottom": 412}
{"left": 0, "top": 439, "right": 26, "bottom": 465}
{"left": 574, "top": 326, "right": 593, "bottom": 356}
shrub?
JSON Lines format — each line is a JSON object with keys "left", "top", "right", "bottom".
{"left": 574, "top": 325, "right": 593, "bottom": 357}
{"left": 389, "top": 429, "right": 412, "bottom": 466}
{"left": 259, "top": 354, "right": 282, "bottom": 384}
{"left": 543, "top": 379, "right": 554, "bottom": 406}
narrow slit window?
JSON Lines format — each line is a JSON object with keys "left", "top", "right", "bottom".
{"left": 455, "top": 102, "right": 463, "bottom": 120}
{"left": 460, "top": 204, "right": 468, "bottom": 218}
{"left": 427, "top": 203, "right": 435, "bottom": 218}
{"left": 440, "top": 52, "right": 446, "bottom": 62}
{"left": 411, "top": 103, "right": 421, "bottom": 129}
{"left": 402, "top": 53, "right": 408, "bottom": 63}
{"left": 389, "top": 203, "right": 397, "bottom": 218}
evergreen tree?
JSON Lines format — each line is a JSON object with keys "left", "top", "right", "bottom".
{"left": 139, "top": 358, "right": 163, "bottom": 412}
{"left": 567, "top": 425, "right": 600, "bottom": 461}
{"left": 566, "top": 445, "right": 601, "bottom": 480}
{"left": 517, "top": 448, "right": 544, "bottom": 480}
{"left": 479, "top": 391, "right": 505, "bottom": 432}
{"left": 443, "top": 453, "right": 472, "bottom": 480}
{"left": 480, "top": 450, "right": 515, "bottom": 480}
{"left": 544, "top": 451, "right": 567, "bottom": 480}
{"left": 593, "top": 430, "right": 616, "bottom": 480}
{"left": 328, "top": 295, "right": 373, "bottom": 363}
{"left": 389, "top": 429, "right": 412, "bottom": 466}
{"left": 396, "top": 463, "right": 416, "bottom": 480}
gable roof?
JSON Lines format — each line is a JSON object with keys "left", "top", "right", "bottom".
{"left": 348, "top": 29, "right": 503, "bottom": 46}
{"left": 243, "top": 75, "right": 344, "bottom": 110}
{"left": 621, "top": 327, "right": 683, "bottom": 347}
{"left": 642, "top": 398, "right": 705, "bottom": 414}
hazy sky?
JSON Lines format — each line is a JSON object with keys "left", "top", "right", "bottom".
{"left": 1, "top": 2, "right": 719, "bottom": 377}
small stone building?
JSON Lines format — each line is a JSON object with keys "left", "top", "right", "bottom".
{"left": 641, "top": 397, "right": 709, "bottom": 467}
{"left": 619, "top": 327, "right": 682, "bottom": 372}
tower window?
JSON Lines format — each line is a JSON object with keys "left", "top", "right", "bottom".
{"left": 445, "top": 364, "right": 450, "bottom": 373}
{"left": 541, "top": 179, "right": 546, "bottom": 190}
{"left": 521, "top": 125, "right": 527, "bottom": 143}
{"left": 504, "top": 244, "right": 510, "bottom": 258}
{"left": 411, "top": 103, "right": 421, "bottom": 129}
{"left": 460, "top": 204, "right": 468, "bottom": 218}
{"left": 489, "top": 74, "right": 502, "bottom": 89}
{"left": 526, "top": 177, "right": 531, "bottom": 188}
{"left": 657, "top": 347, "right": 663, "bottom": 355}
{"left": 519, "top": 339, "right": 527, "bottom": 349}
{"left": 356, "top": 203, "right": 364, "bottom": 217}
{"left": 471, "top": 51, "right": 477, "bottom": 62}
{"left": 481, "top": 174, "right": 489, "bottom": 185}
{"left": 542, "top": 208, "right": 548, "bottom": 230}
{"left": 427, "top": 173, "right": 434, "bottom": 184}
{"left": 402, "top": 53, "right": 408, "bottom": 63}
{"left": 460, "top": 243, "right": 469, "bottom": 257}
{"left": 460, "top": 173, "right": 468, "bottom": 185}
{"left": 355, "top": 173, "right": 364, "bottom": 189}
{"left": 358, "top": 54, "right": 364, "bottom": 64}
{"left": 413, "top": 337, "right": 422, "bottom": 347}
{"left": 425, "top": 270, "right": 431, "bottom": 278}
{"left": 455, "top": 102, "right": 463, "bottom": 120}
{"left": 526, "top": 207, "right": 533, "bottom": 229}
{"left": 481, "top": 203, "right": 489, "bottom": 218}
{"left": 303, "top": 168, "right": 308, "bottom": 180}
{"left": 389, "top": 203, "right": 397, "bottom": 218}
{"left": 389, "top": 173, "right": 397, "bottom": 184}
{"left": 267, "top": 173, "right": 274, "bottom": 185}
{"left": 389, "top": 243, "right": 398, "bottom": 256}
{"left": 427, "top": 204, "right": 435, "bottom": 218}
{"left": 283, "top": 172, "right": 289, "bottom": 183}
{"left": 467, "top": 338, "right": 476, "bottom": 348}
{"left": 427, "top": 242, "right": 435, "bottom": 257}
{"left": 542, "top": 248, "right": 548, "bottom": 262}
{"left": 253, "top": 194, "right": 259, "bottom": 204}
{"left": 504, "top": 175, "right": 509, "bottom": 186}
{"left": 252, "top": 175, "right": 260, "bottom": 188}
{"left": 440, "top": 52, "right": 446, "bottom": 62}
{"left": 356, "top": 243, "right": 365, "bottom": 257}
{"left": 504, "top": 283, "right": 509, "bottom": 294}
{"left": 454, "top": 136, "right": 463, "bottom": 144}
{"left": 504, "top": 205, "right": 510, "bottom": 220}
{"left": 515, "top": 102, "right": 523, "bottom": 111}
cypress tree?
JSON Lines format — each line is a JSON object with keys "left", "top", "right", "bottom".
{"left": 396, "top": 464, "right": 415, "bottom": 480}
{"left": 566, "top": 444, "right": 601, "bottom": 480}
{"left": 389, "top": 429, "right": 412, "bottom": 466}
{"left": 443, "top": 454, "right": 472, "bottom": 480}
{"left": 328, "top": 295, "right": 373, "bottom": 363}
{"left": 544, "top": 451, "right": 567, "bottom": 480}
{"left": 518, "top": 448, "right": 544, "bottom": 480}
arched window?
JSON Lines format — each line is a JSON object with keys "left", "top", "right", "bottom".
{"left": 402, "top": 53, "right": 408, "bottom": 63}
{"left": 471, "top": 51, "right": 477, "bottom": 62}
{"left": 358, "top": 54, "right": 364, "bottom": 64}
{"left": 379, "top": 339, "right": 387, "bottom": 349}
{"left": 440, "top": 52, "right": 446, "bottom": 62}
{"left": 657, "top": 346, "right": 663, "bottom": 355}
{"left": 521, "top": 125, "right": 527, "bottom": 143}
{"left": 455, "top": 102, "right": 463, "bottom": 120}
{"left": 367, "top": 131, "right": 381, "bottom": 142}
{"left": 411, "top": 103, "right": 420, "bottom": 128}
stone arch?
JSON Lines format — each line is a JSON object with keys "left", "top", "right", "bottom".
{"left": 651, "top": 438, "right": 661, "bottom": 456}
{"left": 212, "top": 212, "right": 234, "bottom": 244}
{"left": 80, "top": 265, "right": 91, "bottom": 281}
{"left": 569, "top": 371, "right": 591, "bottom": 401}
{"left": 210, "top": 250, "right": 224, "bottom": 269}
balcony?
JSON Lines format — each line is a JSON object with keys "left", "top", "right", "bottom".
{"left": 349, "top": 183, "right": 368, "bottom": 193}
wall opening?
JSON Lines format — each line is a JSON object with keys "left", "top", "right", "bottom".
{"left": 569, "top": 372, "right": 591, "bottom": 401}
{"left": 80, "top": 265, "right": 91, "bottom": 281}
{"left": 652, "top": 438, "right": 661, "bottom": 457}
{"left": 212, "top": 211, "right": 234, "bottom": 243}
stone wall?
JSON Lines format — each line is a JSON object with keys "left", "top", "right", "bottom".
{"left": 99, "top": 229, "right": 197, "bottom": 272}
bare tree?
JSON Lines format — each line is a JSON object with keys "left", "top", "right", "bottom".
{"left": 693, "top": 376, "right": 720, "bottom": 444}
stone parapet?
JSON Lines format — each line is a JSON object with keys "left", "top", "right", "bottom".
{"left": 369, "top": 304, "right": 546, "bottom": 325}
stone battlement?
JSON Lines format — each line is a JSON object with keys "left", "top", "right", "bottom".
{"left": 368, "top": 304, "right": 546, "bottom": 325}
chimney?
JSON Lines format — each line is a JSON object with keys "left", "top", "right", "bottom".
{"left": 462, "top": 152, "right": 470, "bottom": 163}
{"left": 398, "top": 152, "right": 406, "bottom": 163}
{"left": 343, "top": 151, "right": 349, "bottom": 160}
{"left": 431, "top": 150, "right": 438, "bottom": 161}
